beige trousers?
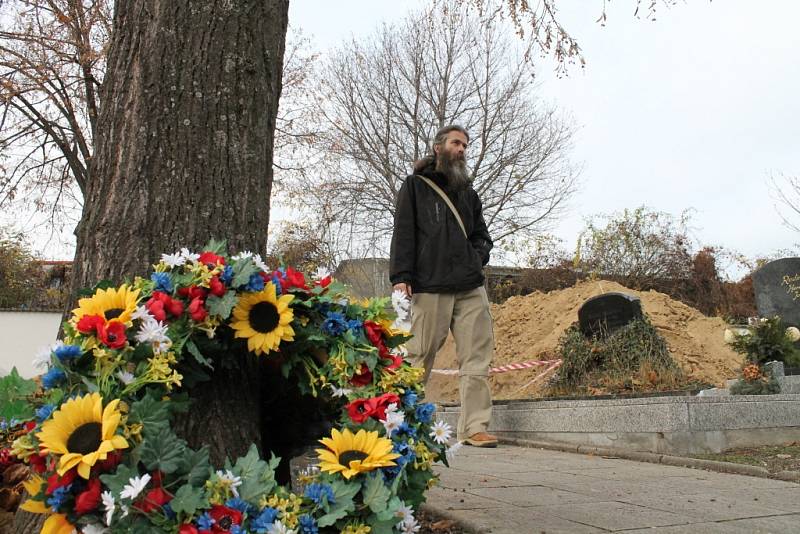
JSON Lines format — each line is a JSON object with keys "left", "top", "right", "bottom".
{"left": 407, "top": 286, "right": 494, "bottom": 440}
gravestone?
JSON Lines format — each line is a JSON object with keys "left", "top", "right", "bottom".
{"left": 578, "top": 292, "right": 643, "bottom": 338}
{"left": 752, "top": 257, "right": 800, "bottom": 328}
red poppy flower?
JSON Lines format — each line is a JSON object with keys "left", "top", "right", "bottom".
{"left": 382, "top": 353, "right": 404, "bottom": 373}
{"left": 46, "top": 469, "right": 77, "bottom": 495}
{"left": 23, "top": 421, "right": 36, "bottom": 433}
{"left": 188, "top": 297, "right": 207, "bottom": 322}
{"left": 136, "top": 486, "right": 173, "bottom": 513}
{"left": 146, "top": 291, "right": 184, "bottom": 321}
{"left": 74, "top": 478, "right": 102, "bottom": 514}
{"left": 208, "top": 504, "right": 242, "bottom": 533}
{"left": 371, "top": 393, "right": 401, "bottom": 420}
{"left": 209, "top": 276, "right": 226, "bottom": 297}
{"left": 315, "top": 275, "right": 332, "bottom": 288}
{"left": 178, "top": 285, "right": 208, "bottom": 301}
{"left": 94, "top": 451, "right": 122, "bottom": 474}
{"left": 28, "top": 452, "right": 47, "bottom": 473}
{"left": 349, "top": 363, "right": 373, "bottom": 387}
{"left": 178, "top": 525, "right": 199, "bottom": 534}
{"left": 282, "top": 267, "right": 308, "bottom": 290}
{"left": 76, "top": 314, "right": 104, "bottom": 335}
{"left": 198, "top": 251, "right": 225, "bottom": 268}
{"left": 345, "top": 398, "right": 373, "bottom": 423}
{"left": 98, "top": 320, "right": 127, "bottom": 349}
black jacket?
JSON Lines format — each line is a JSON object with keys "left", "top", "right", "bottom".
{"left": 389, "top": 165, "right": 493, "bottom": 293}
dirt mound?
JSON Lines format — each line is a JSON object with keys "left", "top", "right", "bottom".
{"left": 425, "top": 279, "right": 743, "bottom": 402}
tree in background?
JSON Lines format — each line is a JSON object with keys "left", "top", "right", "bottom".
{"left": 0, "top": 229, "right": 42, "bottom": 308}
{"left": 290, "top": 2, "right": 579, "bottom": 259}
{"left": 771, "top": 172, "right": 800, "bottom": 235}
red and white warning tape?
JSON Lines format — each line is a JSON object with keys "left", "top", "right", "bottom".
{"left": 431, "top": 358, "right": 562, "bottom": 376}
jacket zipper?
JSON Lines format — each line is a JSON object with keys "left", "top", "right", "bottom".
{"left": 435, "top": 202, "right": 440, "bottom": 222}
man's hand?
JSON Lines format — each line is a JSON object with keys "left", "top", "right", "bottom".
{"left": 393, "top": 282, "right": 412, "bottom": 297}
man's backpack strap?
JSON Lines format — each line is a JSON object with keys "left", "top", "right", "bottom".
{"left": 417, "top": 175, "right": 468, "bottom": 239}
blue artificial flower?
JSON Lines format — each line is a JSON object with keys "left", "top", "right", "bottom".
{"left": 245, "top": 272, "right": 265, "bottom": 292}
{"left": 403, "top": 391, "right": 418, "bottom": 408}
{"left": 298, "top": 514, "right": 319, "bottom": 534}
{"left": 0, "top": 420, "right": 6, "bottom": 431}
{"left": 271, "top": 274, "right": 283, "bottom": 294}
{"left": 397, "top": 422, "right": 417, "bottom": 439}
{"left": 196, "top": 512, "right": 215, "bottom": 530}
{"left": 347, "top": 319, "right": 363, "bottom": 332}
{"left": 251, "top": 507, "right": 279, "bottom": 533}
{"left": 225, "top": 497, "right": 256, "bottom": 515}
{"left": 321, "top": 311, "right": 348, "bottom": 337}
{"left": 47, "top": 484, "right": 72, "bottom": 511}
{"left": 230, "top": 526, "right": 245, "bottom": 534}
{"left": 415, "top": 402, "right": 436, "bottom": 424}
{"left": 304, "top": 483, "right": 335, "bottom": 506}
{"left": 162, "top": 503, "right": 176, "bottom": 520}
{"left": 53, "top": 344, "right": 82, "bottom": 363}
{"left": 220, "top": 264, "right": 234, "bottom": 285}
{"left": 382, "top": 465, "right": 402, "bottom": 480}
{"left": 35, "top": 404, "right": 55, "bottom": 422}
{"left": 41, "top": 368, "right": 65, "bottom": 390}
{"left": 150, "top": 272, "right": 174, "bottom": 293}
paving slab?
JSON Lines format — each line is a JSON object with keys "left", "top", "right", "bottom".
{"left": 430, "top": 444, "right": 800, "bottom": 533}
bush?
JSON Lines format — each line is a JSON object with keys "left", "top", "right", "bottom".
{"left": 729, "top": 316, "right": 800, "bottom": 367}
{"left": 0, "top": 231, "right": 44, "bottom": 308}
{"left": 550, "top": 316, "right": 688, "bottom": 395}
{"left": 729, "top": 363, "right": 781, "bottom": 395}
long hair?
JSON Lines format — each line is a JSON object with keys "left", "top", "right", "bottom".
{"left": 413, "top": 124, "right": 470, "bottom": 173}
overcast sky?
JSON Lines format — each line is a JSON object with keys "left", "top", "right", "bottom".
{"left": 11, "top": 1, "right": 799, "bottom": 276}
{"left": 289, "top": 0, "right": 800, "bottom": 274}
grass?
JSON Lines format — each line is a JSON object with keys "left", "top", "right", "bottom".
{"left": 691, "top": 443, "right": 800, "bottom": 473}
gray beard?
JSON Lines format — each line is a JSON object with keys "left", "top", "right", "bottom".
{"left": 436, "top": 155, "right": 471, "bottom": 190}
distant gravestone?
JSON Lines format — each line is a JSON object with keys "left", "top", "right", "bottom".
{"left": 752, "top": 257, "right": 800, "bottom": 328}
{"left": 578, "top": 292, "right": 643, "bottom": 338}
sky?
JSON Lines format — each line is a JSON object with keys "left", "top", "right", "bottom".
{"left": 8, "top": 1, "right": 800, "bottom": 277}
{"left": 287, "top": 0, "right": 800, "bottom": 275}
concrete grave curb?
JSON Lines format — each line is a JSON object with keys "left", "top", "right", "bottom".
{"left": 499, "top": 436, "right": 800, "bottom": 483}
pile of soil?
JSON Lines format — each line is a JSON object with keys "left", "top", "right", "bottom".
{"left": 425, "top": 280, "right": 744, "bottom": 402}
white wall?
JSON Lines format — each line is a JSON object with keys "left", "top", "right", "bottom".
{"left": 0, "top": 311, "right": 62, "bottom": 378}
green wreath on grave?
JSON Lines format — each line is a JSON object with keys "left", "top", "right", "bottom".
{"left": 12, "top": 241, "right": 458, "bottom": 534}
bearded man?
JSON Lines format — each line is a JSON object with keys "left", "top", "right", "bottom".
{"left": 390, "top": 124, "right": 498, "bottom": 448}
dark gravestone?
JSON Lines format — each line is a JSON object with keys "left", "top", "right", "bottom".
{"left": 578, "top": 292, "right": 643, "bottom": 338}
{"left": 752, "top": 257, "right": 800, "bottom": 328}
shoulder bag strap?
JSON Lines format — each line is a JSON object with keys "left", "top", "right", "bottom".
{"left": 416, "top": 175, "right": 468, "bottom": 239}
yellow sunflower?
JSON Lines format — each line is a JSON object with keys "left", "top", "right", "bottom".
{"left": 42, "top": 514, "right": 75, "bottom": 534}
{"left": 19, "top": 474, "right": 48, "bottom": 514}
{"left": 230, "top": 282, "right": 295, "bottom": 355}
{"left": 37, "top": 393, "right": 129, "bottom": 479}
{"left": 72, "top": 284, "right": 140, "bottom": 325}
{"left": 316, "top": 428, "right": 399, "bottom": 479}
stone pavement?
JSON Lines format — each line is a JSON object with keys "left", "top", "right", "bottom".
{"left": 426, "top": 444, "right": 800, "bottom": 533}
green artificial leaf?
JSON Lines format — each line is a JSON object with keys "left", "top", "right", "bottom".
{"left": 231, "top": 259, "right": 260, "bottom": 288}
{"left": 203, "top": 238, "right": 227, "bottom": 255}
{"left": 0, "top": 368, "right": 37, "bottom": 421}
{"left": 128, "top": 393, "right": 171, "bottom": 435}
{"left": 139, "top": 426, "right": 186, "bottom": 474}
{"left": 375, "top": 495, "right": 403, "bottom": 522}
{"left": 366, "top": 518, "right": 396, "bottom": 534}
{"left": 317, "top": 479, "right": 359, "bottom": 527}
{"left": 185, "top": 339, "right": 213, "bottom": 368}
{"left": 169, "top": 484, "right": 209, "bottom": 516}
{"left": 179, "top": 446, "right": 212, "bottom": 487}
{"left": 205, "top": 290, "right": 238, "bottom": 320}
{"left": 231, "top": 445, "right": 278, "bottom": 501}
{"left": 362, "top": 472, "right": 391, "bottom": 514}
{"left": 100, "top": 464, "right": 139, "bottom": 496}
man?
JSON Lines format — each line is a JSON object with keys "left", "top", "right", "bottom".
{"left": 390, "top": 124, "right": 498, "bottom": 448}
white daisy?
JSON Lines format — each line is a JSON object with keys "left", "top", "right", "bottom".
{"left": 231, "top": 250, "right": 254, "bottom": 261}
{"left": 391, "top": 290, "right": 411, "bottom": 319}
{"left": 101, "top": 490, "right": 115, "bottom": 526}
{"left": 267, "top": 519, "right": 295, "bottom": 534}
{"left": 328, "top": 384, "right": 353, "bottom": 398}
{"left": 120, "top": 473, "right": 151, "bottom": 500}
{"left": 445, "top": 441, "right": 463, "bottom": 462}
{"left": 179, "top": 247, "right": 200, "bottom": 263}
{"left": 135, "top": 317, "right": 169, "bottom": 345}
{"left": 32, "top": 342, "right": 57, "bottom": 370}
{"left": 395, "top": 503, "right": 414, "bottom": 525}
{"left": 382, "top": 408, "right": 405, "bottom": 435}
{"left": 215, "top": 469, "right": 242, "bottom": 497}
{"left": 252, "top": 253, "right": 269, "bottom": 273}
{"left": 131, "top": 305, "right": 152, "bottom": 322}
{"left": 429, "top": 420, "right": 453, "bottom": 445}
{"left": 313, "top": 266, "right": 331, "bottom": 280}
{"left": 401, "top": 516, "right": 421, "bottom": 534}
{"left": 82, "top": 522, "right": 109, "bottom": 534}
{"left": 160, "top": 252, "right": 185, "bottom": 268}
{"left": 116, "top": 370, "right": 135, "bottom": 385}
